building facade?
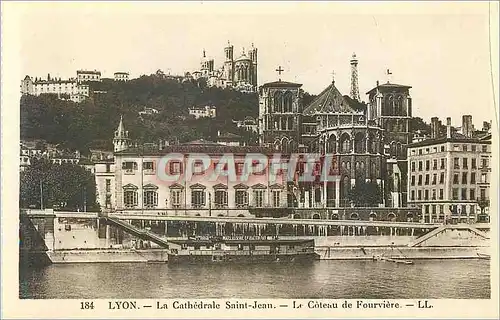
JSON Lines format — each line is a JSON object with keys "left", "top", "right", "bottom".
{"left": 114, "top": 72, "right": 130, "bottom": 81}
{"left": 20, "top": 75, "right": 90, "bottom": 103}
{"left": 77, "top": 70, "right": 102, "bottom": 82}
{"left": 188, "top": 105, "right": 217, "bottom": 119}
{"left": 407, "top": 116, "right": 492, "bottom": 223}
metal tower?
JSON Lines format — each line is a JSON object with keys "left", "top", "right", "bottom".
{"left": 350, "top": 53, "right": 360, "bottom": 101}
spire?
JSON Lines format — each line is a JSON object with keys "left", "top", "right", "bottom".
{"left": 116, "top": 115, "right": 125, "bottom": 137}
{"left": 331, "top": 70, "right": 335, "bottom": 85}
{"left": 350, "top": 52, "right": 360, "bottom": 101}
{"left": 203, "top": 49, "right": 206, "bottom": 58}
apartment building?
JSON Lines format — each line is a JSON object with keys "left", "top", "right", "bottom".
{"left": 407, "top": 116, "right": 491, "bottom": 223}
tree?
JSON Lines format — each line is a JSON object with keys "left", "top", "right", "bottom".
{"left": 348, "top": 180, "right": 382, "bottom": 207}
{"left": 20, "top": 159, "right": 100, "bottom": 211}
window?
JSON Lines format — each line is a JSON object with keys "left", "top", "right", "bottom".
{"left": 472, "top": 145, "right": 476, "bottom": 152}
{"left": 425, "top": 205, "right": 429, "bottom": 214}
{"left": 124, "top": 190, "right": 138, "bottom": 208}
{"left": 432, "top": 174, "right": 437, "bottom": 185}
{"left": 143, "top": 161, "right": 154, "bottom": 172}
{"left": 417, "top": 190, "right": 422, "bottom": 200}
{"left": 410, "top": 190, "right": 415, "bottom": 200}
{"left": 462, "top": 144, "right": 467, "bottom": 152}
{"left": 480, "top": 173, "right": 487, "bottom": 183}
{"left": 425, "top": 160, "right": 430, "bottom": 171}
{"left": 471, "top": 173, "right": 476, "bottom": 184}
{"left": 122, "top": 161, "right": 137, "bottom": 173}
{"left": 462, "top": 172, "right": 468, "bottom": 184}
{"left": 481, "top": 158, "right": 488, "bottom": 168}
{"left": 411, "top": 176, "right": 415, "bottom": 186}
{"left": 272, "top": 190, "right": 281, "bottom": 207}
{"left": 439, "top": 189, "right": 444, "bottom": 200}
{"left": 440, "top": 158, "right": 445, "bottom": 169}
{"left": 453, "top": 174, "right": 459, "bottom": 184}
{"left": 418, "top": 161, "right": 423, "bottom": 171}
{"left": 418, "top": 149, "right": 422, "bottom": 155}
{"left": 424, "top": 190, "right": 429, "bottom": 200}
{"left": 169, "top": 161, "right": 182, "bottom": 174}
{"left": 452, "top": 188, "right": 458, "bottom": 200}
{"left": 432, "top": 189, "right": 436, "bottom": 200}
{"left": 193, "top": 160, "right": 205, "bottom": 175}
{"left": 106, "top": 164, "right": 111, "bottom": 173}
{"left": 461, "top": 188, "right": 467, "bottom": 200}
{"left": 453, "top": 158, "right": 459, "bottom": 169}
{"left": 432, "top": 205, "right": 436, "bottom": 214}
{"left": 253, "top": 190, "right": 264, "bottom": 207}
{"left": 425, "top": 174, "right": 429, "bottom": 185}
{"left": 433, "top": 159, "right": 437, "bottom": 170}
{"left": 235, "top": 190, "right": 249, "bottom": 207}
{"left": 470, "top": 189, "right": 476, "bottom": 201}
{"left": 469, "top": 205, "right": 475, "bottom": 215}
{"left": 171, "top": 190, "right": 182, "bottom": 208}
{"left": 480, "top": 189, "right": 486, "bottom": 201}
{"left": 472, "top": 158, "right": 477, "bottom": 169}
{"left": 439, "top": 205, "right": 444, "bottom": 214}
{"left": 105, "top": 179, "right": 111, "bottom": 192}
{"left": 143, "top": 190, "right": 158, "bottom": 208}
{"left": 462, "top": 158, "right": 468, "bottom": 169}
{"left": 214, "top": 190, "right": 228, "bottom": 208}
{"left": 482, "top": 145, "right": 487, "bottom": 152}
{"left": 418, "top": 175, "right": 422, "bottom": 186}
{"left": 191, "top": 190, "right": 206, "bottom": 208}
{"left": 440, "top": 146, "right": 445, "bottom": 152}
{"left": 440, "top": 173, "right": 445, "bottom": 184}
{"left": 411, "top": 162, "right": 415, "bottom": 172}
{"left": 461, "top": 205, "right": 467, "bottom": 215}
{"left": 235, "top": 163, "right": 245, "bottom": 175}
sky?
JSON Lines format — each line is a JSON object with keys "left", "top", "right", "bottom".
{"left": 11, "top": 2, "right": 499, "bottom": 128}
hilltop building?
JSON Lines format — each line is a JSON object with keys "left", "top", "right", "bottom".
{"left": 114, "top": 72, "right": 130, "bottom": 81}
{"left": 189, "top": 42, "right": 258, "bottom": 93}
{"left": 20, "top": 74, "right": 90, "bottom": 103}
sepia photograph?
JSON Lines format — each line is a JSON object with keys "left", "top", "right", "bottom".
{"left": 1, "top": 1, "right": 498, "bottom": 318}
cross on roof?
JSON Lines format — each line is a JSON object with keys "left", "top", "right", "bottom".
{"left": 331, "top": 70, "right": 335, "bottom": 84}
{"left": 276, "top": 66, "right": 284, "bottom": 81}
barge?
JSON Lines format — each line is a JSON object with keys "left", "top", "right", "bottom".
{"left": 167, "top": 236, "right": 320, "bottom": 264}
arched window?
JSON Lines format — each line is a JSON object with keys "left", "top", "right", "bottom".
{"left": 327, "top": 134, "right": 337, "bottom": 153}
{"left": 340, "top": 133, "right": 351, "bottom": 153}
{"left": 283, "top": 91, "right": 293, "bottom": 113}
{"left": 273, "top": 92, "right": 283, "bottom": 113}
{"left": 354, "top": 132, "right": 365, "bottom": 153}
{"left": 396, "top": 96, "right": 404, "bottom": 115}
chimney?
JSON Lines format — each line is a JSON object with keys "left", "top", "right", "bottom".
{"left": 446, "top": 117, "right": 452, "bottom": 139}
{"left": 158, "top": 139, "right": 163, "bottom": 150}
{"left": 376, "top": 80, "right": 379, "bottom": 87}
{"left": 462, "top": 115, "right": 473, "bottom": 138}
{"left": 430, "top": 117, "right": 439, "bottom": 139}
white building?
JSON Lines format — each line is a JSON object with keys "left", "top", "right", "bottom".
{"left": 77, "top": 70, "right": 102, "bottom": 82}
{"left": 407, "top": 116, "right": 492, "bottom": 224}
{"left": 20, "top": 75, "right": 90, "bottom": 103}
{"left": 188, "top": 105, "right": 216, "bottom": 119}
{"left": 114, "top": 72, "right": 130, "bottom": 81}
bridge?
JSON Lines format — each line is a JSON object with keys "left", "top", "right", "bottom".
{"left": 21, "top": 209, "right": 446, "bottom": 229}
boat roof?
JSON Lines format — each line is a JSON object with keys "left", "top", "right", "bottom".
{"left": 168, "top": 238, "right": 314, "bottom": 245}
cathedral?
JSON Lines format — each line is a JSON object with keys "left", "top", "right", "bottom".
{"left": 190, "top": 41, "right": 258, "bottom": 93}
{"left": 258, "top": 54, "right": 413, "bottom": 208}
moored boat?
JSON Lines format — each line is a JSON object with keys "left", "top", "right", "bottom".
{"left": 167, "top": 236, "right": 320, "bottom": 264}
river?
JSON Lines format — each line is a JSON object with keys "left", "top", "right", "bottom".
{"left": 19, "top": 260, "right": 490, "bottom": 299}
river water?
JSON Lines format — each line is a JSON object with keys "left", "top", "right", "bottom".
{"left": 20, "top": 260, "right": 490, "bottom": 299}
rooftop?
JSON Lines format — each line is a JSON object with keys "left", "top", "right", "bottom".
{"left": 303, "top": 81, "right": 364, "bottom": 115}
{"left": 366, "top": 82, "right": 412, "bottom": 95}
{"left": 261, "top": 80, "right": 302, "bottom": 88}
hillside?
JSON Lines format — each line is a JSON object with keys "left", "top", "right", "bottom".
{"left": 20, "top": 73, "right": 260, "bottom": 153}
